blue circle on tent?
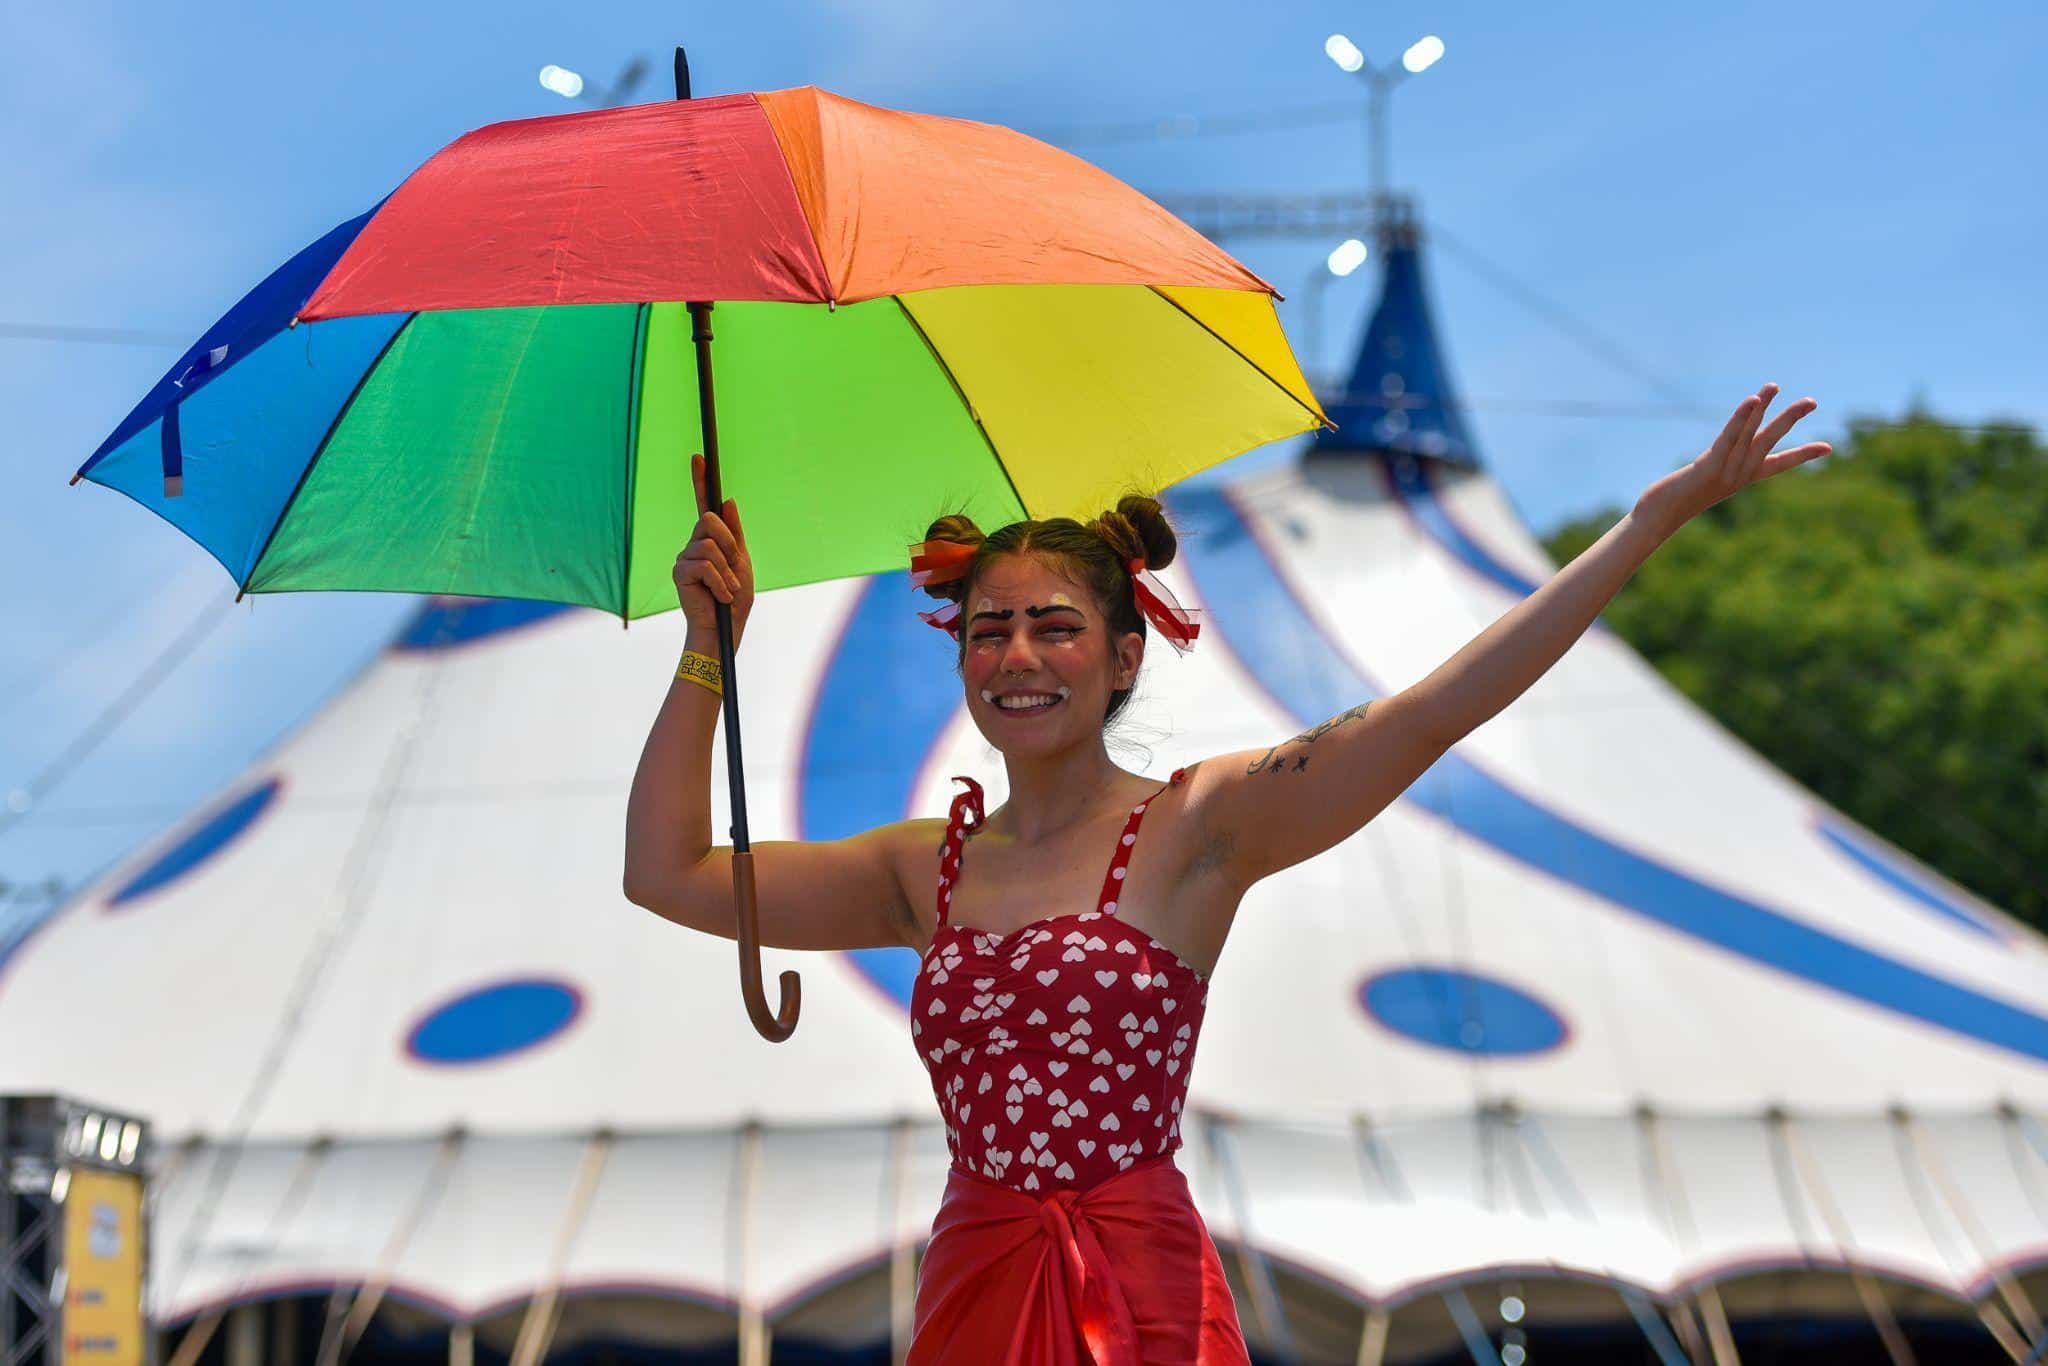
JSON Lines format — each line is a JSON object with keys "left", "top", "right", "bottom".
{"left": 1358, "top": 967, "right": 1567, "bottom": 1057}
{"left": 406, "top": 978, "right": 583, "bottom": 1065}
{"left": 107, "top": 777, "right": 283, "bottom": 909}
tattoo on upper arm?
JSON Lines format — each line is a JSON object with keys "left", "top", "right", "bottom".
{"left": 1245, "top": 701, "right": 1373, "bottom": 775}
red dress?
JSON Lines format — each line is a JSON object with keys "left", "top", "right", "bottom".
{"left": 908, "top": 770, "right": 1250, "bottom": 1365}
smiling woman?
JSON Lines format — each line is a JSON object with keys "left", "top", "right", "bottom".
{"left": 620, "top": 381, "right": 1831, "bottom": 1365}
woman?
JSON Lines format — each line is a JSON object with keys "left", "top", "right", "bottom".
{"left": 625, "top": 385, "right": 1829, "bottom": 1362}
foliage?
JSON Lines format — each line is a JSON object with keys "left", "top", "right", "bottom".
{"left": 1543, "top": 412, "right": 2047, "bottom": 929}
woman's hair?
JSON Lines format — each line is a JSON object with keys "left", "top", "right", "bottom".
{"left": 919, "top": 495, "right": 1179, "bottom": 726}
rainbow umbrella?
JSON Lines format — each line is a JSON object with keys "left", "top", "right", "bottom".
{"left": 72, "top": 60, "right": 1330, "bottom": 1039}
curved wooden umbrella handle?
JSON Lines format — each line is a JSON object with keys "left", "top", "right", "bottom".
{"left": 731, "top": 851, "right": 801, "bottom": 1041}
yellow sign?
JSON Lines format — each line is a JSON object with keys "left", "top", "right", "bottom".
{"left": 61, "top": 1168, "right": 144, "bottom": 1366}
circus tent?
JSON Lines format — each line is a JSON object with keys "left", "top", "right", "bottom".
{"left": 5, "top": 200, "right": 2047, "bottom": 1364}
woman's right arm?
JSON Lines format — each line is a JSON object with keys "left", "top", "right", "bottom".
{"left": 622, "top": 455, "right": 923, "bottom": 953}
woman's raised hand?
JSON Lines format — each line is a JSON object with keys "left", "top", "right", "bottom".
{"left": 1635, "top": 383, "right": 1833, "bottom": 539}
{"left": 673, "top": 452, "right": 754, "bottom": 643}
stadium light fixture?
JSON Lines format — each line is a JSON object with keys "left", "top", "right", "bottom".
{"left": 1325, "top": 34, "right": 1367, "bottom": 73}
{"left": 1402, "top": 36, "right": 1446, "bottom": 74}
{"left": 1324, "top": 33, "right": 1447, "bottom": 218}
{"left": 538, "top": 64, "right": 586, "bottom": 99}
{"left": 1327, "top": 238, "right": 1369, "bottom": 277}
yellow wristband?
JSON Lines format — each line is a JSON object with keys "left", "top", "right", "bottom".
{"left": 676, "top": 649, "right": 723, "bottom": 698}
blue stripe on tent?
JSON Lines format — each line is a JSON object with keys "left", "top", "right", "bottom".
{"left": 1816, "top": 816, "right": 2009, "bottom": 943}
{"left": 1384, "top": 456, "right": 1541, "bottom": 599}
{"left": 107, "top": 777, "right": 283, "bottom": 909}
{"left": 1380, "top": 456, "right": 1613, "bottom": 641}
{"left": 392, "top": 598, "right": 581, "bottom": 651}
{"left": 798, "top": 574, "right": 966, "bottom": 1009}
{"left": 1166, "top": 484, "right": 2048, "bottom": 1065}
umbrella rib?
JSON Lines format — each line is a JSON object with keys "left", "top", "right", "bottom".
{"left": 237, "top": 312, "right": 421, "bottom": 599}
{"left": 891, "top": 296, "right": 1030, "bottom": 519}
{"left": 1143, "top": 286, "right": 1334, "bottom": 432}
{"left": 620, "top": 302, "right": 651, "bottom": 624}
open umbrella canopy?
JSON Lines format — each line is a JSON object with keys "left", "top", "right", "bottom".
{"left": 74, "top": 87, "right": 1328, "bottom": 617}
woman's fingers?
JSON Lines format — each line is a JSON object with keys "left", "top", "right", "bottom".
{"left": 679, "top": 457, "right": 749, "bottom": 603}
{"left": 724, "top": 496, "right": 747, "bottom": 555}
{"left": 681, "top": 522, "right": 739, "bottom": 587}
{"left": 685, "top": 451, "right": 748, "bottom": 559}
{"left": 1709, "top": 395, "right": 1761, "bottom": 466}
{"left": 684, "top": 538, "right": 738, "bottom": 594}
{"left": 1753, "top": 396, "right": 1815, "bottom": 455}
{"left": 1745, "top": 397, "right": 1816, "bottom": 483}
{"left": 1736, "top": 384, "right": 1778, "bottom": 467}
{"left": 677, "top": 551, "right": 736, "bottom": 602}
{"left": 695, "top": 506, "right": 742, "bottom": 564}
{"left": 1758, "top": 439, "right": 1832, "bottom": 480}
{"left": 701, "top": 506, "right": 751, "bottom": 588}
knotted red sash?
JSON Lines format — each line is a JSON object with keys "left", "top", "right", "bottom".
{"left": 908, "top": 1154, "right": 1249, "bottom": 1365}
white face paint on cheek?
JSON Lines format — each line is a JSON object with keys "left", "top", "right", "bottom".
{"left": 967, "top": 598, "right": 998, "bottom": 656}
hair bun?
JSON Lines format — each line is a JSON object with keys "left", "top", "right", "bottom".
{"left": 918, "top": 513, "right": 984, "bottom": 603}
{"left": 1093, "top": 493, "right": 1178, "bottom": 574}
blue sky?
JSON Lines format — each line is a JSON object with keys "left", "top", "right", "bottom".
{"left": 3, "top": 0, "right": 2042, "bottom": 901}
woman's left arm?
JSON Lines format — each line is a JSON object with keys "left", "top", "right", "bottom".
{"left": 1191, "top": 384, "right": 1831, "bottom": 886}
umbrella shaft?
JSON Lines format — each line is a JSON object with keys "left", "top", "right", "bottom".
{"left": 690, "top": 299, "right": 751, "bottom": 853}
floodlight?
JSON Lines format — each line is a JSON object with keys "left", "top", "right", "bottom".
{"left": 1402, "top": 36, "right": 1445, "bottom": 74}
{"left": 539, "top": 64, "right": 586, "bottom": 100}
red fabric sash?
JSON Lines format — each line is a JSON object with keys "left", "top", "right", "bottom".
{"left": 909, "top": 1155, "right": 1249, "bottom": 1365}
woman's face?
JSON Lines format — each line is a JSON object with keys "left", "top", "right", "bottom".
{"left": 959, "top": 553, "right": 1142, "bottom": 757}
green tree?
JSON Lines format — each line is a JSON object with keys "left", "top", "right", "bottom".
{"left": 1544, "top": 411, "right": 2047, "bottom": 929}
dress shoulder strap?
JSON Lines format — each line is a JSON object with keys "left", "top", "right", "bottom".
{"left": 935, "top": 776, "right": 984, "bottom": 927}
{"left": 1094, "top": 769, "right": 1186, "bottom": 919}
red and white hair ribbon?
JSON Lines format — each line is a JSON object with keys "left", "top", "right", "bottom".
{"left": 909, "top": 539, "right": 976, "bottom": 588}
{"left": 1126, "top": 556, "right": 1202, "bottom": 655}
{"left": 917, "top": 600, "right": 963, "bottom": 636}
{"left": 909, "top": 539, "right": 976, "bottom": 637}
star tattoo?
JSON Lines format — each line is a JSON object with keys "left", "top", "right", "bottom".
{"left": 1245, "top": 701, "right": 1373, "bottom": 775}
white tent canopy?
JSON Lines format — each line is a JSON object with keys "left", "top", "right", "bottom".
{"left": 7, "top": 214, "right": 2046, "bottom": 1363}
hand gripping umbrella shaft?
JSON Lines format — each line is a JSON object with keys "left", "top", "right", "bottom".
{"left": 690, "top": 299, "right": 799, "bottom": 1042}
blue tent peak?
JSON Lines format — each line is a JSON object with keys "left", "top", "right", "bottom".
{"left": 1311, "top": 200, "right": 1479, "bottom": 469}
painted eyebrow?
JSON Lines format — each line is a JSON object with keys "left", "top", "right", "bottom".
{"left": 966, "top": 604, "right": 1082, "bottom": 629}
